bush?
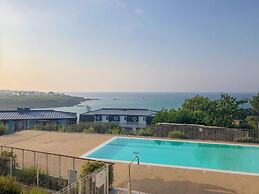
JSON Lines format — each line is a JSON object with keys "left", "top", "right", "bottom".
{"left": 136, "top": 128, "right": 154, "bottom": 136}
{"left": 80, "top": 161, "right": 104, "bottom": 178}
{"left": 27, "top": 187, "right": 48, "bottom": 194}
{"left": 168, "top": 131, "right": 188, "bottom": 139}
{"left": 34, "top": 124, "right": 58, "bottom": 131}
{"left": 80, "top": 161, "right": 114, "bottom": 188}
{"left": 235, "top": 137, "right": 259, "bottom": 143}
{"left": 33, "top": 122, "right": 121, "bottom": 134}
{"left": 83, "top": 127, "right": 96, "bottom": 133}
{"left": 0, "top": 151, "right": 17, "bottom": 176}
{"left": 15, "top": 167, "right": 38, "bottom": 185}
{"left": 0, "top": 176, "right": 21, "bottom": 194}
{"left": 0, "top": 123, "right": 8, "bottom": 136}
{"left": 108, "top": 126, "right": 129, "bottom": 135}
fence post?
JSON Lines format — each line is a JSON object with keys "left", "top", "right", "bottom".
{"left": 34, "top": 151, "right": 36, "bottom": 168}
{"left": 58, "top": 155, "right": 61, "bottom": 178}
{"left": 10, "top": 148, "right": 14, "bottom": 176}
{"left": 46, "top": 154, "right": 49, "bottom": 188}
{"left": 37, "top": 162, "right": 39, "bottom": 187}
{"left": 105, "top": 164, "right": 109, "bottom": 194}
{"left": 22, "top": 149, "right": 24, "bottom": 169}
{"left": 78, "top": 180, "right": 82, "bottom": 194}
{"left": 10, "top": 155, "right": 13, "bottom": 176}
{"left": 72, "top": 158, "right": 75, "bottom": 170}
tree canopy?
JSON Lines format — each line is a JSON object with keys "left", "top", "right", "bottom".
{"left": 153, "top": 93, "right": 247, "bottom": 128}
{"left": 251, "top": 93, "right": 259, "bottom": 113}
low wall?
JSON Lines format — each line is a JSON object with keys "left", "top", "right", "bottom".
{"left": 155, "top": 123, "right": 249, "bottom": 141}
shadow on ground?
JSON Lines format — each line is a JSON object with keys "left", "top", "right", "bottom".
{"left": 121, "top": 178, "right": 237, "bottom": 194}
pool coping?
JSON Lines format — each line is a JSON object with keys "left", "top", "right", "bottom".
{"left": 80, "top": 136, "right": 259, "bottom": 177}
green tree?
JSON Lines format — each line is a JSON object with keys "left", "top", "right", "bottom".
{"left": 153, "top": 93, "right": 247, "bottom": 128}
{"left": 0, "top": 151, "right": 17, "bottom": 176}
{"left": 0, "top": 122, "right": 7, "bottom": 136}
{"left": 182, "top": 95, "right": 211, "bottom": 112}
{"left": 251, "top": 93, "right": 259, "bottom": 113}
{"left": 152, "top": 109, "right": 172, "bottom": 124}
{"left": 248, "top": 93, "right": 259, "bottom": 129}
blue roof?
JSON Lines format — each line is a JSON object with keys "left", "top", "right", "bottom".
{"left": 0, "top": 109, "right": 76, "bottom": 121}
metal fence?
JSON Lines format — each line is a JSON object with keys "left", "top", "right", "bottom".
{"left": 155, "top": 123, "right": 258, "bottom": 142}
{"left": 54, "top": 165, "right": 110, "bottom": 194}
{"left": 0, "top": 145, "right": 112, "bottom": 191}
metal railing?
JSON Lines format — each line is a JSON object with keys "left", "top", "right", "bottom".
{"left": 0, "top": 145, "right": 112, "bottom": 191}
{"left": 54, "top": 164, "right": 110, "bottom": 194}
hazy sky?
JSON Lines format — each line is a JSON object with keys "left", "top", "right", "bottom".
{"left": 0, "top": 0, "right": 258, "bottom": 92}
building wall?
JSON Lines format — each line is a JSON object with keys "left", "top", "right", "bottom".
{"left": 79, "top": 113, "right": 154, "bottom": 130}
{"left": 1, "top": 118, "right": 76, "bottom": 134}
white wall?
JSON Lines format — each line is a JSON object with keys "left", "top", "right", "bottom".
{"left": 102, "top": 115, "right": 108, "bottom": 123}
{"left": 120, "top": 116, "right": 126, "bottom": 124}
{"left": 138, "top": 116, "right": 147, "bottom": 126}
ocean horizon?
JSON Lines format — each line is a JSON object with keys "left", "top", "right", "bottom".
{"left": 47, "top": 92, "right": 257, "bottom": 115}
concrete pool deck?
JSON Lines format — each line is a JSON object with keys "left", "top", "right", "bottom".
{"left": 1, "top": 130, "right": 259, "bottom": 194}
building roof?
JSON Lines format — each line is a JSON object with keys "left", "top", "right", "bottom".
{"left": 82, "top": 108, "right": 156, "bottom": 116}
{"left": 0, "top": 108, "right": 77, "bottom": 121}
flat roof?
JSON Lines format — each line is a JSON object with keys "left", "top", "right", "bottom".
{"left": 0, "top": 109, "right": 76, "bottom": 121}
{"left": 82, "top": 108, "right": 156, "bottom": 116}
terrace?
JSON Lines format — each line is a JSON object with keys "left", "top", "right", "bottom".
{"left": 1, "top": 130, "right": 259, "bottom": 194}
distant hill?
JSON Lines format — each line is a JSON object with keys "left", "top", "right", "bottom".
{"left": 0, "top": 91, "right": 86, "bottom": 110}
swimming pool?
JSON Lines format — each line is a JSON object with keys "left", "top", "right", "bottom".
{"left": 81, "top": 137, "right": 259, "bottom": 175}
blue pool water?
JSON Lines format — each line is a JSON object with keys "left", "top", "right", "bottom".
{"left": 83, "top": 137, "right": 259, "bottom": 175}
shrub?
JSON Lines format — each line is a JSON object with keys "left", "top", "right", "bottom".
{"left": 0, "top": 151, "right": 17, "bottom": 176}
{"left": 0, "top": 123, "right": 8, "bottom": 136}
{"left": 15, "top": 167, "right": 38, "bottom": 185}
{"left": 80, "top": 161, "right": 104, "bottom": 178}
{"left": 108, "top": 126, "right": 129, "bottom": 135}
{"left": 136, "top": 128, "right": 154, "bottom": 136}
{"left": 28, "top": 187, "right": 48, "bottom": 194}
{"left": 80, "top": 161, "right": 114, "bottom": 187}
{"left": 168, "top": 131, "right": 188, "bottom": 139}
{"left": 83, "top": 127, "right": 96, "bottom": 133}
{"left": 0, "top": 176, "right": 21, "bottom": 194}
{"left": 34, "top": 124, "right": 58, "bottom": 131}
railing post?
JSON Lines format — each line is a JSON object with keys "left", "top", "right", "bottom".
{"left": 37, "top": 162, "right": 39, "bottom": 187}
{"left": 78, "top": 180, "right": 82, "bottom": 194}
{"left": 105, "top": 164, "right": 109, "bottom": 194}
{"left": 34, "top": 151, "right": 36, "bottom": 168}
{"left": 72, "top": 158, "right": 75, "bottom": 170}
{"left": 10, "top": 148, "right": 14, "bottom": 176}
{"left": 46, "top": 154, "right": 49, "bottom": 188}
{"left": 22, "top": 149, "right": 24, "bottom": 169}
{"left": 46, "top": 154, "right": 48, "bottom": 174}
{"left": 58, "top": 155, "right": 61, "bottom": 178}
{"left": 10, "top": 155, "right": 13, "bottom": 176}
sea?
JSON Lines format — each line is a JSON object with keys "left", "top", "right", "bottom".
{"left": 49, "top": 92, "right": 256, "bottom": 115}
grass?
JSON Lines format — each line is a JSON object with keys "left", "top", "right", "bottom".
{"left": 21, "top": 185, "right": 49, "bottom": 194}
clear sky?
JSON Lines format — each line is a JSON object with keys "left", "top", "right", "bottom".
{"left": 0, "top": 0, "right": 258, "bottom": 92}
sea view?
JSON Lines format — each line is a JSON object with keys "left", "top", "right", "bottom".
{"left": 51, "top": 92, "right": 256, "bottom": 114}
{"left": 1, "top": 1, "right": 259, "bottom": 193}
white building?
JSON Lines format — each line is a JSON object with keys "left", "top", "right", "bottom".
{"left": 79, "top": 108, "right": 156, "bottom": 130}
